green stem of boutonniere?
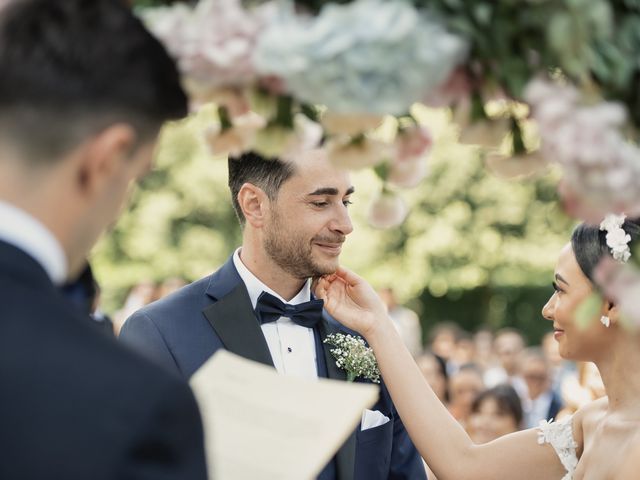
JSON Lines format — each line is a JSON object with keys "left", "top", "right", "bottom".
{"left": 347, "top": 371, "right": 357, "bottom": 382}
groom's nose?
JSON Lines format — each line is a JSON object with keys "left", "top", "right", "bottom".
{"left": 329, "top": 206, "right": 353, "bottom": 236}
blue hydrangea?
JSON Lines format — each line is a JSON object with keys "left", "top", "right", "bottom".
{"left": 254, "top": 0, "right": 468, "bottom": 115}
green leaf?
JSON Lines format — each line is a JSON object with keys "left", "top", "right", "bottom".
{"left": 374, "top": 162, "right": 391, "bottom": 181}
{"left": 575, "top": 292, "right": 603, "bottom": 329}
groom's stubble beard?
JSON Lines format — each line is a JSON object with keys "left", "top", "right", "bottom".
{"left": 263, "top": 207, "right": 344, "bottom": 280}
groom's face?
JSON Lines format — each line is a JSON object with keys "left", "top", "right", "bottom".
{"left": 263, "top": 150, "right": 354, "bottom": 279}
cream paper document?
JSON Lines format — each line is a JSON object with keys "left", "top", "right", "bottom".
{"left": 190, "top": 350, "right": 379, "bottom": 480}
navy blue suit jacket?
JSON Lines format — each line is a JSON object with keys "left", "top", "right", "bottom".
{"left": 121, "top": 255, "right": 427, "bottom": 480}
{"left": 0, "top": 241, "right": 207, "bottom": 480}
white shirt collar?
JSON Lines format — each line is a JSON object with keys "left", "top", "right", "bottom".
{"left": 232, "top": 247, "right": 311, "bottom": 309}
{"left": 0, "top": 201, "right": 68, "bottom": 284}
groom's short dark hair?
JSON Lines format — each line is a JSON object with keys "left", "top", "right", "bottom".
{"left": 228, "top": 151, "right": 296, "bottom": 227}
{"left": 0, "top": 0, "right": 188, "bottom": 163}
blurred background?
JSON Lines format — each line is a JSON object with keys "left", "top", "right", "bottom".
{"left": 92, "top": 104, "right": 574, "bottom": 345}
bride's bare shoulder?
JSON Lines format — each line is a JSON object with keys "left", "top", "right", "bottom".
{"left": 572, "top": 397, "right": 608, "bottom": 447}
{"left": 574, "top": 397, "right": 608, "bottom": 421}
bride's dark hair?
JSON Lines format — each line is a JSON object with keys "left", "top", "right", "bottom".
{"left": 571, "top": 217, "right": 640, "bottom": 283}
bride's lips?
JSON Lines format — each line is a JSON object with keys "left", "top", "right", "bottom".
{"left": 553, "top": 325, "right": 565, "bottom": 339}
{"left": 314, "top": 242, "right": 343, "bottom": 256}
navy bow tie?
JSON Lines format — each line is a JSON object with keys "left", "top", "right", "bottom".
{"left": 255, "top": 291, "right": 324, "bottom": 328}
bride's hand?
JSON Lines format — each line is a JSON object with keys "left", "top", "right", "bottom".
{"left": 314, "top": 266, "right": 390, "bottom": 339}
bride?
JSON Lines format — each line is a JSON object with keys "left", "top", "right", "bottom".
{"left": 315, "top": 215, "right": 640, "bottom": 480}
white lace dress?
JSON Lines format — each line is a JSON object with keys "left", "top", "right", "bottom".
{"left": 537, "top": 416, "right": 579, "bottom": 480}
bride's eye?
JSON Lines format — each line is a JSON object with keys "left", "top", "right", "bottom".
{"left": 552, "top": 281, "right": 563, "bottom": 293}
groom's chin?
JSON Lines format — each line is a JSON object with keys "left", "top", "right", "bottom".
{"left": 311, "top": 260, "right": 339, "bottom": 277}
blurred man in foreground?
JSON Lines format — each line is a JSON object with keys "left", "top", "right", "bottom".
{"left": 0, "top": 1, "right": 207, "bottom": 478}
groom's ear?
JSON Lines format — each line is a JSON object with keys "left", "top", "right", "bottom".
{"left": 238, "top": 182, "right": 268, "bottom": 228}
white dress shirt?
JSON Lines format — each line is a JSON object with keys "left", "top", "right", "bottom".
{"left": 233, "top": 248, "right": 319, "bottom": 381}
{"left": 0, "top": 201, "right": 67, "bottom": 284}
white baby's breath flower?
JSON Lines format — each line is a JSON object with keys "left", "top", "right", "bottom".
{"left": 324, "top": 333, "right": 380, "bottom": 383}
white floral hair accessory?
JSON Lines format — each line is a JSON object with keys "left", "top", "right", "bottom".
{"left": 599, "top": 213, "right": 632, "bottom": 262}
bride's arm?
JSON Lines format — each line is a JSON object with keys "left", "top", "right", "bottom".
{"left": 368, "top": 317, "right": 567, "bottom": 480}
{"left": 316, "top": 268, "right": 569, "bottom": 480}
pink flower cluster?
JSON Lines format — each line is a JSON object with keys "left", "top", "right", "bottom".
{"left": 143, "top": 0, "right": 272, "bottom": 101}
{"left": 524, "top": 78, "right": 640, "bottom": 222}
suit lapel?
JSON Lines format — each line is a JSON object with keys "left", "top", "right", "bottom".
{"left": 203, "top": 282, "right": 275, "bottom": 367}
{"left": 318, "top": 319, "right": 347, "bottom": 381}
{"left": 318, "top": 318, "right": 356, "bottom": 480}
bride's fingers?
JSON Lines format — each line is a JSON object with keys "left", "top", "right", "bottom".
{"left": 314, "top": 278, "right": 328, "bottom": 299}
{"left": 334, "top": 266, "right": 365, "bottom": 286}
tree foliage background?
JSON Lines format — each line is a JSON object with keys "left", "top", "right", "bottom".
{"left": 93, "top": 104, "right": 574, "bottom": 344}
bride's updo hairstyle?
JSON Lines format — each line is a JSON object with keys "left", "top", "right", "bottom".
{"left": 571, "top": 218, "right": 640, "bottom": 284}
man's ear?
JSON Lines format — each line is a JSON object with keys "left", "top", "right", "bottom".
{"left": 237, "top": 182, "right": 269, "bottom": 228}
{"left": 75, "top": 124, "right": 136, "bottom": 197}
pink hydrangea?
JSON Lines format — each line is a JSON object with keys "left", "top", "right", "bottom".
{"left": 524, "top": 77, "right": 640, "bottom": 221}
{"left": 142, "top": 0, "right": 273, "bottom": 93}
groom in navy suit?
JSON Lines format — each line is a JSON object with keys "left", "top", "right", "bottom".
{"left": 121, "top": 150, "right": 427, "bottom": 479}
{"left": 0, "top": 1, "right": 206, "bottom": 478}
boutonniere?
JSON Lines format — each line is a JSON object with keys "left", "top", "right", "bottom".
{"left": 324, "top": 333, "right": 381, "bottom": 383}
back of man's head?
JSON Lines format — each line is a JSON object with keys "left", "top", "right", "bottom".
{"left": 0, "top": 0, "right": 188, "bottom": 163}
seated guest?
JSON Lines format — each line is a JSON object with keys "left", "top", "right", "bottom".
{"left": 416, "top": 350, "right": 449, "bottom": 404}
{"left": 447, "top": 363, "right": 484, "bottom": 429}
{"left": 468, "top": 384, "right": 523, "bottom": 444}
{"left": 520, "top": 347, "right": 563, "bottom": 428}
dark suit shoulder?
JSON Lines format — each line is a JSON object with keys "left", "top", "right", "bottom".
{"left": 0, "top": 273, "right": 207, "bottom": 479}
{"left": 135, "top": 274, "right": 212, "bottom": 321}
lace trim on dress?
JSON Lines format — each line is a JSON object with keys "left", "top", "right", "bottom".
{"left": 537, "top": 416, "right": 578, "bottom": 480}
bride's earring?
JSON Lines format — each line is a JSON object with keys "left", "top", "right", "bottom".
{"left": 600, "top": 315, "right": 611, "bottom": 328}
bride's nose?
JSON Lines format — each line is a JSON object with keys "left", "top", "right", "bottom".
{"left": 541, "top": 295, "right": 555, "bottom": 321}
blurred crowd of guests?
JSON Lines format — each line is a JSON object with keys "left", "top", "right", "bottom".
{"left": 375, "top": 288, "right": 605, "bottom": 447}
{"left": 416, "top": 323, "right": 605, "bottom": 443}
{"left": 63, "top": 268, "right": 187, "bottom": 336}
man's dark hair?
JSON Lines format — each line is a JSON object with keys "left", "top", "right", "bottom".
{"left": 0, "top": 0, "right": 188, "bottom": 162}
{"left": 228, "top": 151, "right": 296, "bottom": 226}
